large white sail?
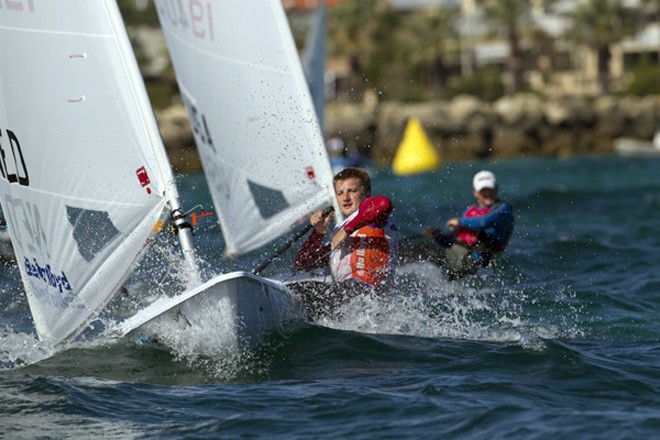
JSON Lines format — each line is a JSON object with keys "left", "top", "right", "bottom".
{"left": 0, "top": 1, "right": 189, "bottom": 344}
{"left": 155, "top": 0, "right": 337, "bottom": 257}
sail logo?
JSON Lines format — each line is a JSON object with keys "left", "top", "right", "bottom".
{"left": 0, "top": 129, "right": 30, "bottom": 187}
{"left": 0, "top": 0, "right": 35, "bottom": 12}
{"left": 306, "top": 166, "right": 317, "bottom": 183}
{"left": 136, "top": 166, "right": 152, "bottom": 194}
{"left": 24, "top": 257, "right": 72, "bottom": 294}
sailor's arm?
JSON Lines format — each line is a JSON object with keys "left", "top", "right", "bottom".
{"left": 459, "top": 202, "right": 513, "bottom": 231}
{"left": 294, "top": 230, "right": 331, "bottom": 270}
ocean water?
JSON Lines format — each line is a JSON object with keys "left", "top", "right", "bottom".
{"left": 1, "top": 154, "right": 660, "bottom": 439}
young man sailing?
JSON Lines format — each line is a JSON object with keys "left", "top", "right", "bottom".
{"left": 290, "top": 168, "right": 398, "bottom": 320}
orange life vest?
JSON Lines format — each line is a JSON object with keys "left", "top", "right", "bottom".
{"left": 330, "top": 223, "right": 396, "bottom": 287}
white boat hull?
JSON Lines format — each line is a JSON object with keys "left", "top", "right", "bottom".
{"left": 614, "top": 137, "right": 660, "bottom": 156}
{"left": 114, "top": 271, "right": 306, "bottom": 350}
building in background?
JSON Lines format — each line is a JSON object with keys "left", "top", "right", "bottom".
{"left": 288, "top": 0, "right": 660, "bottom": 98}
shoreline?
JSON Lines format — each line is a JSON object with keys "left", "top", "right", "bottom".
{"left": 157, "top": 93, "right": 660, "bottom": 174}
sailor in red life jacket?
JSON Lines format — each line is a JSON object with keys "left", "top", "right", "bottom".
{"left": 400, "top": 170, "right": 514, "bottom": 280}
{"left": 292, "top": 167, "right": 397, "bottom": 319}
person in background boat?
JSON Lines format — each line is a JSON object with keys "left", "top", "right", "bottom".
{"left": 402, "top": 170, "right": 514, "bottom": 280}
{"left": 292, "top": 167, "right": 398, "bottom": 319}
{"left": 327, "top": 135, "right": 362, "bottom": 174}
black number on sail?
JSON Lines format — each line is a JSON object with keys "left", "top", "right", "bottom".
{"left": 0, "top": 128, "right": 29, "bottom": 187}
{"left": 184, "top": 97, "right": 215, "bottom": 153}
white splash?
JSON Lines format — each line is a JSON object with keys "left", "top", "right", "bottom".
{"left": 0, "top": 327, "right": 55, "bottom": 369}
{"left": 316, "top": 262, "right": 583, "bottom": 351}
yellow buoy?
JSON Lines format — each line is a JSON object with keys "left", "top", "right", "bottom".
{"left": 391, "top": 117, "right": 440, "bottom": 175}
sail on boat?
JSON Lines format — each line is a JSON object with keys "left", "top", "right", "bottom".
{"left": 0, "top": 0, "right": 199, "bottom": 345}
{"left": 0, "top": 0, "right": 307, "bottom": 350}
{"left": 153, "top": 0, "right": 339, "bottom": 258}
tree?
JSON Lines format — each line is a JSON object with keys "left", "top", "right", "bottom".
{"left": 480, "top": 0, "right": 531, "bottom": 95}
{"left": 327, "top": 0, "right": 398, "bottom": 98}
{"left": 566, "top": 0, "right": 638, "bottom": 94}
{"left": 394, "top": 8, "right": 461, "bottom": 99}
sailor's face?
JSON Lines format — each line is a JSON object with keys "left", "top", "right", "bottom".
{"left": 474, "top": 187, "right": 497, "bottom": 207}
{"left": 334, "top": 177, "right": 366, "bottom": 217}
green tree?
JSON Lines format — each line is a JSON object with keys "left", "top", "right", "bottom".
{"left": 480, "top": 0, "right": 531, "bottom": 95}
{"left": 620, "top": 59, "right": 660, "bottom": 95}
{"left": 394, "top": 8, "right": 461, "bottom": 99}
{"left": 327, "top": 0, "right": 398, "bottom": 97}
{"left": 566, "top": 0, "right": 638, "bottom": 94}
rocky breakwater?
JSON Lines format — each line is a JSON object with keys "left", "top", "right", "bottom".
{"left": 156, "top": 104, "right": 200, "bottom": 173}
{"left": 156, "top": 93, "right": 660, "bottom": 171}
{"left": 327, "top": 93, "right": 660, "bottom": 164}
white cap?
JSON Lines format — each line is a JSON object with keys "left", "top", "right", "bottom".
{"left": 326, "top": 137, "right": 344, "bottom": 154}
{"left": 473, "top": 170, "right": 497, "bottom": 191}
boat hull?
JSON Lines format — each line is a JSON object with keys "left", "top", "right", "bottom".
{"left": 614, "top": 137, "right": 660, "bottom": 156}
{"left": 115, "top": 271, "right": 306, "bottom": 350}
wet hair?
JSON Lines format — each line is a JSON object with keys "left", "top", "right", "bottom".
{"left": 333, "top": 167, "right": 371, "bottom": 197}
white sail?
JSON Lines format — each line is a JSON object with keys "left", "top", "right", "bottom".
{"left": 155, "top": 0, "right": 337, "bottom": 257}
{"left": 0, "top": 0, "right": 191, "bottom": 344}
{"left": 302, "top": 0, "right": 327, "bottom": 131}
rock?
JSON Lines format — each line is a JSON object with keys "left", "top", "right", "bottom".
{"left": 129, "top": 26, "right": 169, "bottom": 79}
{"left": 493, "top": 93, "right": 544, "bottom": 130}
{"left": 155, "top": 93, "right": 660, "bottom": 171}
{"left": 156, "top": 103, "right": 200, "bottom": 173}
{"left": 593, "top": 96, "right": 626, "bottom": 137}
{"left": 621, "top": 95, "right": 657, "bottom": 139}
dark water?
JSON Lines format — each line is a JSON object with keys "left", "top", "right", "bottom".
{"left": 2, "top": 154, "right": 660, "bottom": 438}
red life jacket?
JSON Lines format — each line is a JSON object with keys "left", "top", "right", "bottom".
{"left": 456, "top": 204, "right": 501, "bottom": 249}
{"left": 343, "top": 225, "right": 391, "bottom": 286}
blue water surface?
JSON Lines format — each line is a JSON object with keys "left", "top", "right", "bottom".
{"left": 1, "top": 154, "right": 660, "bottom": 439}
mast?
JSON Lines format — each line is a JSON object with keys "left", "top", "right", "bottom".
{"left": 105, "top": 0, "right": 201, "bottom": 283}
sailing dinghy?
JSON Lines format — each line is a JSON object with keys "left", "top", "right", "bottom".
{"left": 614, "top": 128, "right": 660, "bottom": 157}
{"left": 0, "top": 0, "right": 306, "bottom": 351}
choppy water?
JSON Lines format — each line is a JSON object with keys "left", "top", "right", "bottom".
{"left": 2, "top": 154, "right": 660, "bottom": 439}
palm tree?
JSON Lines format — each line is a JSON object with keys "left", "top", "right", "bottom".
{"left": 394, "top": 8, "right": 461, "bottom": 99}
{"left": 480, "top": 0, "right": 532, "bottom": 95}
{"left": 566, "top": 0, "right": 638, "bottom": 94}
{"left": 327, "top": 0, "right": 398, "bottom": 97}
